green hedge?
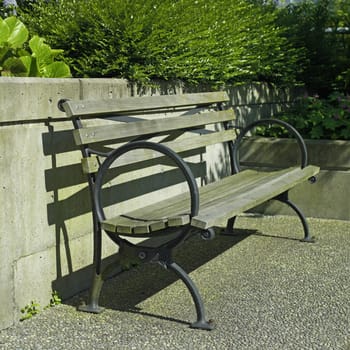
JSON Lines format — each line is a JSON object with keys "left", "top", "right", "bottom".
{"left": 276, "top": 0, "right": 350, "bottom": 96}
{"left": 18, "top": 0, "right": 302, "bottom": 86}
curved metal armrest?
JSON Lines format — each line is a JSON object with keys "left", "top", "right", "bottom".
{"left": 93, "top": 140, "right": 200, "bottom": 223}
{"left": 233, "top": 118, "right": 308, "bottom": 173}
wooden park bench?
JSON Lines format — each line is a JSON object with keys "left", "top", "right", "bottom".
{"left": 58, "top": 91, "right": 319, "bottom": 330}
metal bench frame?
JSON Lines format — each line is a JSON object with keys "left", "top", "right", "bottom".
{"left": 58, "top": 92, "right": 319, "bottom": 330}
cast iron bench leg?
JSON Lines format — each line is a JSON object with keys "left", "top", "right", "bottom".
{"left": 78, "top": 273, "right": 105, "bottom": 313}
{"left": 276, "top": 192, "right": 315, "bottom": 243}
{"left": 225, "top": 194, "right": 315, "bottom": 243}
{"left": 225, "top": 216, "right": 237, "bottom": 234}
{"left": 166, "top": 261, "right": 214, "bottom": 330}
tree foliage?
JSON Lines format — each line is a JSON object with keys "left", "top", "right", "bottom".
{"left": 18, "top": 0, "right": 302, "bottom": 86}
{"left": 275, "top": 0, "right": 350, "bottom": 95}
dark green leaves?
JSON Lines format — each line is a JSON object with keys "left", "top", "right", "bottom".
{"left": 256, "top": 93, "right": 350, "bottom": 140}
{"left": 18, "top": 0, "right": 301, "bottom": 85}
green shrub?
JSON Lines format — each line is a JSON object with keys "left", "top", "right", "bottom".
{"left": 276, "top": 0, "right": 350, "bottom": 95}
{"left": 256, "top": 92, "right": 350, "bottom": 140}
{"left": 18, "top": 0, "right": 302, "bottom": 85}
{"left": 0, "top": 16, "right": 71, "bottom": 77}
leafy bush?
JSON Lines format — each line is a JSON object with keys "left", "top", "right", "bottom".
{"left": 0, "top": 16, "right": 71, "bottom": 77}
{"left": 18, "top": 0, "right": 302, "bottom": 85}
{"left": 256, "top": 93, "right": 350, "bottom": 140}
{"left": 276, "top": 0, "right": 350, "bottom": 96}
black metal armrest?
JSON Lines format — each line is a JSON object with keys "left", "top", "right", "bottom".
{"left": 232, "top": 118, "right": 308, "bottom": 173}
{"left": 93, "top": 140, "right": 200, "bottom": 222}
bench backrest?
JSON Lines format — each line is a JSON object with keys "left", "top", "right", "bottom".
{"left": 58, "top": 91, "right": 236, "bottom": 217}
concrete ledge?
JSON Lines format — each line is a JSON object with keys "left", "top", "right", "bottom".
{"left": 0, "top": 77, "right": 80, "bottom": 122}
{"left": 240, "top": 137, "right": 350, "bottom": 170}
{"left": 240, "top": 137, "right": 350, "bottom": 220}
{"left": 0, "top": 78, "right": 131, "bottom": 123}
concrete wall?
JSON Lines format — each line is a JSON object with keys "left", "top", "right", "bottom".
{"left": 0, "top": 77, "right": 315, "bottom": 330}
{"left": 240, "top": 137, "right": 350, "bottom": 220}
{"left": 0, "top": 78, "right": 133, "bottom": 330}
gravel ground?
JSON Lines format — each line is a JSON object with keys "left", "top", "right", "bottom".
{"left": 0, "top": 215, "right": 349, "bottom": 350}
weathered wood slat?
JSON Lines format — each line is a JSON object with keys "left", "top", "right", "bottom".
{"left": 101, "top": 170, "right": 267, "bottom": 235}
{"left": 191, "top": 165, "right": 320, "bottom": 229}
{"left": 102, "top": 214, "right": 190, "bottom": 235}
{"left": 165, "top": 129, "right": 235, "bottom": 154}
{"left": 74, "top": 109, "right": 235, "bottom": 145}
{"left": 101, "top": 215, "right": 167, "bottom": 235}
{"left": 62, "top": 91, "right": 229, "bottom": 118}
{"left": 101, "top": 165, "right": 319, "bottom": 235}
{"left": 80, "top": 129, "right": 236, "bottom": 174}
{"left": 132, "top": 168, "right": 280, "bottom": 220}
{"left": 102, "top": 169, "right": 284, "bottom": 233}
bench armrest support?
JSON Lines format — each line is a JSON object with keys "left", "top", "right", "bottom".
{"left": 93, "top": 140, "right": 200, "bottom": 223}
{"left": 232, "top": 118, "right": 308, "bottom": 173}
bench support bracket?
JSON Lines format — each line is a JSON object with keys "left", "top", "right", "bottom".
{"left": 165, "top": 261, "right": 214, "bottom": 330}
{"left": 77, "top": 230, "right": 214, "bottom": 330}
{"left": 275, "top": 192, "right": 315, "bottom": 243}
{"left": 225, "top": 216, "right": 237, "bottom": 235}
{"left": 224, "top": 192, "right": 315, "bottom": 242}
{"left": 78, "top": 272, "right": 105, "bottom": 314}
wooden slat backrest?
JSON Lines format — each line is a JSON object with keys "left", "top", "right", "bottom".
{"left": 45, "top": 128, "right": 236, "bottom": 187}
{"left": 61, "top": 91, "right": 229, "bottom": 118}
{"left": 57, "top": 92, "right": 236, "bottom": 215}
{"left": 51, "top": 92, "right": 236, "bottom": 192}
{"left": 62, "top": 92, "right": 236, "bottom": 185}
{"left": 73, "top": 109, "right": 235, "bottom": 145}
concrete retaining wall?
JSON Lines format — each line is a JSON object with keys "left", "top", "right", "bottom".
{"left": 0, "top": 78, "right": 137, "bottom": 330}
{"left": 0, "top": 77, "right": 322, "bottom": 330}
{"left": 240, "top": 137, "right": 350, "bottom": 220}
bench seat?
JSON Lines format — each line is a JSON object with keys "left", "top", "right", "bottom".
{"left": 102, "top": 165, "right": 319, "bottom": 235}
{"left": 58, "top": 90, "right": 320, "bottom": 330}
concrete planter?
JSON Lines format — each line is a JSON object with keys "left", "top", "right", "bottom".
{"left": 240, "top": 137, "right": 350, "bottom": 221}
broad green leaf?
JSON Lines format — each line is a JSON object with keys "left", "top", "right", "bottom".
{"left": 0, "top": 15, "right": 70, "bottom": 78}
{"left": 27, "top": 56, "right": 40, "bottom": 77}
{"left": 0, "top": 19, "right": 10, "bottom": 45}
{"left": 50, "top": 49, "right": 64, "bottom": 58}
{"left": 2, "top": 57, "right": 27, "bottom": 76}
{"left": 17, "top": 48, "right": 30, "bottom": 57}
{"left": 0, "top": 46, "right": 9, "bottom": 62}
{"left": 19, "top": 55, "right": 33, "bottom": 77}
{"left": 4, "top": 17, "right": 28, "bottom": 48}
{"left": 29, "top": 36, "right": 53, "bottom": 73}
{"left": 42, "top": 61, "right": 71, "bottom": 78}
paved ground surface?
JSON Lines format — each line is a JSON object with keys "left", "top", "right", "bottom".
{"left": 0, "top": 215, "right": 349, "bottom": 350}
